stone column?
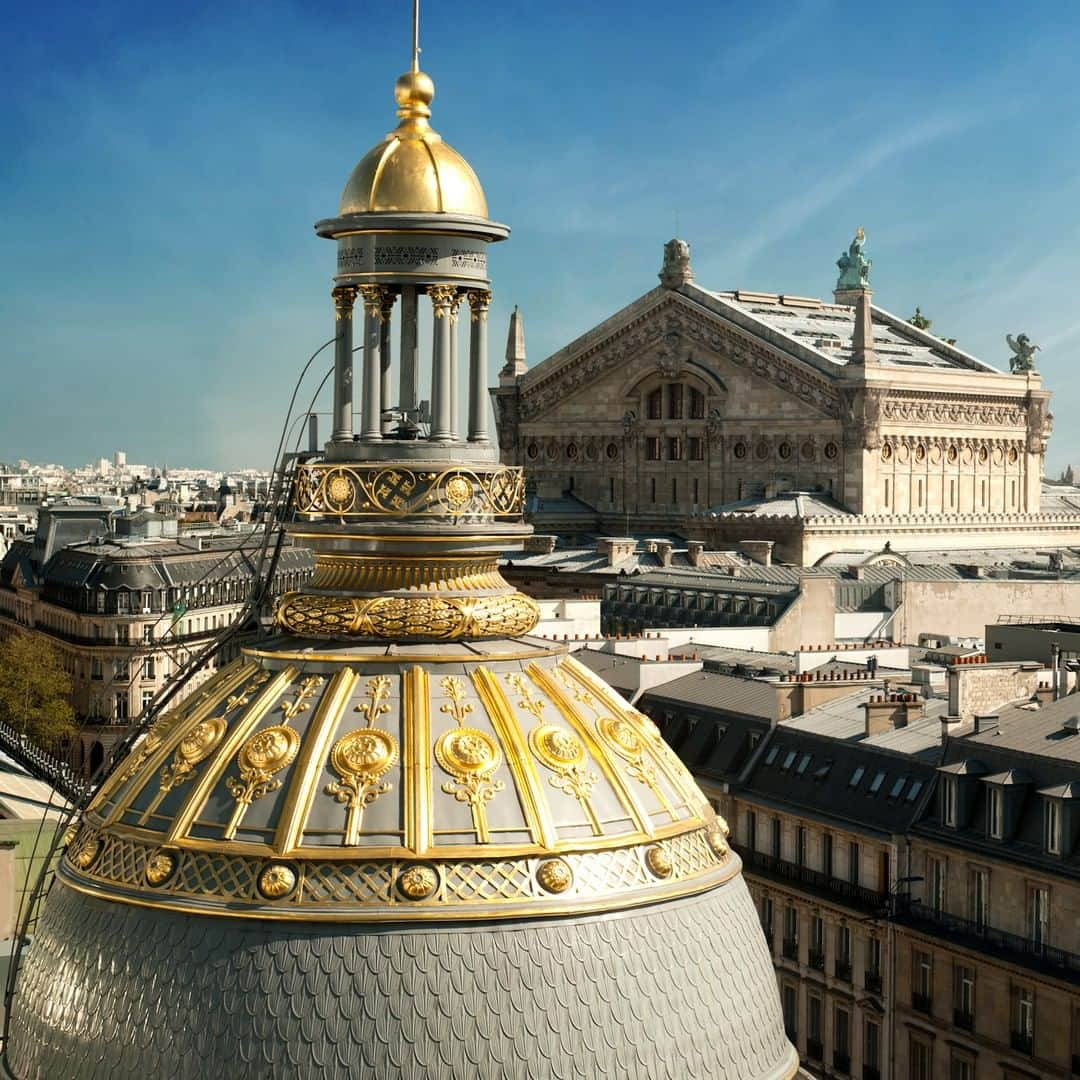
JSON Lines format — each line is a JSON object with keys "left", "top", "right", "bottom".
{"left": 380, "top": 291, "right": 396, "bottom": 433}
{"left": 449, "top": 291, "right": 463, "bottom": 439}
{"left": 358, "top": 285, "right": 386, "bottom": 441}
{"left": 331, "top": 285, "right": 359, "bottom": 442}
{"left": 467, "top": 290, "right": 491, "bottom": 442}
{"left": 427, "top": 285, "right": 457, "bottom": 442}
{"left": 399, "top": 285, "right": 419, "bottom": 413}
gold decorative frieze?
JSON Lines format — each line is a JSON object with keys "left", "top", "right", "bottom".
{"left": 275, "top": 591, "right": 539, "bottom": 641}
{"left": 325, "top": 676, "right": 399, "bottom": 844}
{"left": 293, "top": 462, "right": 525, "bottom": 519}
{"left": 61, "top": 820, "right": 733, "bottom": 921}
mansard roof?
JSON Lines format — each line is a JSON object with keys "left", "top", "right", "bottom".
{"left": 699, "top": 286, "right": 998, "bottom": 374}
{"left": 517, "top": 278, "right": 1001, "bottom": 405}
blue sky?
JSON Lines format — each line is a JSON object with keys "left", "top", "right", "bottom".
{"left": 4, "top": 1, "right": 1080, "bottom": 474}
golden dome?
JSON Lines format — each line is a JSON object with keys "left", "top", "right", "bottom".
{"left": 61, "top": 646, "right": 733, "bottom": 922}
{"left": 339, "top": 67, "right": 488, "bottom": 218}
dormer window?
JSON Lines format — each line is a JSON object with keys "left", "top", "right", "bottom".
{"left": 988, "top": 787, "right": 1004, "bottom": 840}
{"left": 1045, "top": 799, "right": 1062, "bottom": 855}
{"left": 942, "top": 776, "right": 958, "bottom": 827}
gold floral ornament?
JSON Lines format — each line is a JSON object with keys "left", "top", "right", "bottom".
{"left": 645, "top": 845, "right": 672, "bottom": 879}
{"left": 258, "top": 863, "right": 297, "bottom": 900}
{"left": 597, "top": 715, "right": 673, "bottom": 818}
{"left": 442, "top": 474, "right": 474, "bottom": 511}
{"left": 434, "top": 677, "right": 503, "bottom": 843}
{"left": 223, "top": 676, "right": 322, "bottom": 840}
{"left": 398, "top": 864, "right": 438, "bottom": 900}
{"left": 509, "top": 673, "right": 602, "bottom": 836}
{"left": 325, "top": 676, "right": 398, "bottom": 844}
{"left": 145, "top": 849, "right": 176, "bottom": 886}
{"left": 325, "top": 471, "right": 356, "bottom": 512}
{"left": 536, "top": 858, "right": 573, "bottom": 894}
{"left": 137, "top": 670, "right": 272, "bottom": 826}
{"left": 70, "top": 835, "right": 101, "bottom": 871}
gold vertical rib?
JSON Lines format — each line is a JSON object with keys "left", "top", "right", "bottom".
{"left": 273, "top": 667, "right": 358, "bottom": 855}
{"left": 100, "top": 660, "right": 257, "bottom": 825}
{"left": 562, "top": 655, "right": 706, "bottom": 813}
{"left": 472, "top": 666, "right": 558, "bottom": 849}
{"left": 403, "top": 666, "right": 431, "bottom": 854}
{"left": 166, "top": 666, "right": 298, "bottom": 843}
{"left": 527, "top": 662, "right": 652, "bottom": 835}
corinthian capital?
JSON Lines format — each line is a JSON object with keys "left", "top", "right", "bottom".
{"left": 332, "top": 285, "right": 359, "bottom": 320}
{"left": 358, "top": 284, "right": 389, "bottom": 319}
{"left": 466, "top": 289, "right": 492, "bottom": 322}
{"left": 427, "top": 284, "right": 458, "bottom": 317}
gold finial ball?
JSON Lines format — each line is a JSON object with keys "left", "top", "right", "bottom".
{"left": 395, "top": 69, "right": 435, "bottom": 108}
{"left": 536, "top": 858, "right": 573, "bottom": 895}
{"left": 645, "top": 845, "right": 673, "bottom": 879}
{"left": 258, "top": 863, "right": 297, "bottom": 900}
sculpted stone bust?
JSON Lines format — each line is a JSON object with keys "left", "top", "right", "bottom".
{"left": 836, "top": 227, "right": 872, "bottom": 289}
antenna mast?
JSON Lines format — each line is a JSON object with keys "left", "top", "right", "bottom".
{"left": 412, "top": 0, "right": 421, "bottom": 72}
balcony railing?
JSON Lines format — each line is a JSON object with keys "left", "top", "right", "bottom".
{"left": 808, "top": 948, "right": 825, "bottom": 971}
{"left": 899, "top": 901, "right": 1080, "bottom": 984}
{"left": 864, "top": 971, "right": 882, "bottom": 994}
{"left": 862, "top": 1068, "right": 881, "bottom": 1080}
{"left": 1010, "top": 1030, "right": 1033, "bottom": 1055}
{"left": 953, "top": 1008, "right": 973, "bottom": 1032}
{"left": 833, "top": 1050, "right": 851, "bottom": 1074}
{"left": 834, "top": 959, "right": 852, "bottom": 983}
{"left": 782, "top": 938, "right": 798, "bottom": 960}
{"left": 736, "top": 846, "right": 888, "bottom": 916}
{"left": 912, "top": 992, "right": 932, "bottom": 1015}
{"left": 806, "top": 1038, "right": 823, "bottom": 1062}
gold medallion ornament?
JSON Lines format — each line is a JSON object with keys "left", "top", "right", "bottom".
{"left": 536, "top": 858, "right": 573, "bottom": 894}
{"left": 325, "top": 471, "right": 356, "bottom": 511}
{"left": 145, "top": 849, "right": 176, "bottom": 887}
{"left": 443, "top": 475, "right": 473, "bottom": 509}
{"left": 137, "top": 670, "right": 272, "bottom": 825}
{"left": 325, "top": 676, "right": 399, "bottom": 844}
{"left": 510, "top": 673, "right": 602, "bottom": 836}
{"left": 434, "top": 677, "right": 503, "bottom": 843}
{"left": 71, "top": 836, "right": 101, "bottom": 870}
{"left": 223, "top": 676, "right": 321, "bottom": 839}
{"left": 258, "top": 863, "right": 298, "bottom": 900}
{"left": 645, "top": 845, "right": 673, "bottom": 879}
{"left": 597, "top": 715, "right": 673, "bottom": 817}
{"left": 398, "top": 864, "right": 438, "bottom": 900}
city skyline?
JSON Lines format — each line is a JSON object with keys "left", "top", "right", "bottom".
{"left": 5, "top": 1, "right": 1080, "bottom": 472}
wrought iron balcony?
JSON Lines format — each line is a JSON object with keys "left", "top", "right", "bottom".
{"left": 862, "top": 1068, "right": 881, "bottom": 1080}
{"left": 808, "top": 948, "right": 825, "bottom": 971}
{"left": 864, "top": 970, "right": 882, "bottom": 994}
{"left": 911, "top": 992, "right": 932, "bottom": 1015}
{"left": 1010, "top": 1030, "right": 1033, "bottom": 1055}
{"left": 833, "top": 1050, "right": 851, "bottom": 1074}
{"left": 898, "top": 900, "right": 1080, "bottom": 985}
{"left": 782, "top": 938, "right": 798, "bottom": 960}
{"left": 834, "top": 959, "right": 852, "bottom": 983}
{"left": 806, "top": 1038, "right": 823, "bottom": 1062}
{"left": 736, "top": 846, "right": 888, "bottom": 917}
{"left": 953, "top": 1008, "right": 973, "bottom": 1032}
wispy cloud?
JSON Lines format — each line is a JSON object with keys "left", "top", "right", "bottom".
{"left": 726, "top": 110, "right": 980, "bottom": 268}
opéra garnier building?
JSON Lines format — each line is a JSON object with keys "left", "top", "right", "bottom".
{"left": 492, "top": 232, "right": 1073, "bottom": 564}
{"left": 5, "top": 16, "right": 796, "bottom": 1080}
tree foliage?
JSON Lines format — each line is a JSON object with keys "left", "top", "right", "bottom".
{"left": 0, "top": 633, "right": 75, "bottom": 749}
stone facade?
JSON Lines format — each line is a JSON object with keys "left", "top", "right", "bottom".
{"left": 491, "top": 241, "right": 1073, "bottom": 564}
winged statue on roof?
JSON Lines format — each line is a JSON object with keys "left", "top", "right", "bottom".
{"left": 836, "top": 226, "right": 871, "bottom": 289}
{"left": 1006, "top": 333, "right": 1040, "bottom": 373}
